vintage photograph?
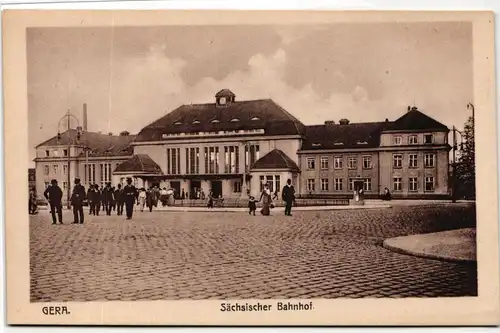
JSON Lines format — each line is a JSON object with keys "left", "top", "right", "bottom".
{"left": 4, "top": 10, "right": 499, "bottom": 325}
{"left": 27, "top": 21, "right": 478, "bottom": 302}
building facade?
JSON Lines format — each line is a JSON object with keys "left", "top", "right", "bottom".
{"left": 33, "top": 91, "right": 451, "bottom": 202}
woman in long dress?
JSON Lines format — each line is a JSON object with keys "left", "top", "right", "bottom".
{"left": 260, "top": 184, "right": 272, "bottom": 216}
{"left": 138, "top": 188, "right": 147, "bottom": 212}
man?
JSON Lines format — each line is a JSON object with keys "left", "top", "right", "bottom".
{"left": 29, "top": 187, "right": 38, "bottom": 215}
{"left": 115, "top": 184, "right": 124, "bottom": 216}
{"left": 71, "top": 178, "right": 86, "bottom": 224}
{"left": 44, "top": 179, "right": 63, "bottom": 224}
{"left": 281, "top": 178, "right": 296, "bottom": 216}
{"left": 93, "top": 184, "right": 102, "bottom": 216}
{"left": 102, "top": 182, "right": 115, "bottom": 216}
{"left": 122, "top": 177, "right": 138, "bottom": 220}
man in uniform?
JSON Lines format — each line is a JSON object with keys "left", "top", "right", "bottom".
{"left": 115, "top": 183, "right": 124, "bottom": 216}
{"left": 43, "top": 179, "right": 63, "bottom": 224}
{"left": 281, "top": 178, "right": 296, "bottom": 217}
{"left": 71, "top": 177, "right": 86, "bottom": 224}
{"left": 102, "top": 182, "right": 115, "bottom": 216}
{"left": 122, "top": 177, "right": 138, "bottom": 220}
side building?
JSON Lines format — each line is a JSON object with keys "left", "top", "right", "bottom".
{"left": 298, "top": 106, "right": 451, "bottom": 198}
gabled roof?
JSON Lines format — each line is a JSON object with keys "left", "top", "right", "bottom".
{"left": 301, "top": 122, "right": 390, "bottom": 150}
{"left": 135, "top": 98, "right": 306, "bottom": 142}
{"left": 251, "top": 149, "right": 300, "bottom": 172}
{"left": 384, "top": 107, "right": 449, "bottom": 132}
{"left": 36, "top": 129, "right": 136, "bottom": 157}
{"left": 114, "top": 154, "right": 163, "bottom": 174}
{"left": 215, "top": 89, "right": 236, "bottom": 98}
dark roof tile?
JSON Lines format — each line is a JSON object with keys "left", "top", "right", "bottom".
{"left": 114, "top": 154, "right": 163, "bottom": 174}
{"left": 251, "top": 149, "right": 299, "bottom": 172}
{"left": 385, "top": 107, "right": 449, "bottom": 132}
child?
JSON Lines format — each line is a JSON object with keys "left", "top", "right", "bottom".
{"left": 248, "top": 196, "right": 257, "bottom": 215}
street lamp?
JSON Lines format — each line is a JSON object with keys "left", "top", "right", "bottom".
{"left": 57, "top": 110, "right": 81, "bottom": 209}
{"left": 451, "top": 104, "right": 474, "bottom": 203}
{"left": 241, "top": 141, "right": 251, "bottom": 198}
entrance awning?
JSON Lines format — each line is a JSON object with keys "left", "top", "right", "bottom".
{"left": 114, "top": 154, "right": 164, "bottom": 176}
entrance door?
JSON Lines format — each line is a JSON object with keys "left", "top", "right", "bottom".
{"left": 190, "top": 180, "right": 201, "bottom": 199}
{"left": 170, "top": 181, "right": 181, "bottom": 199}
{"left": 211, "top": 181, "right": 222, "bottom": 198}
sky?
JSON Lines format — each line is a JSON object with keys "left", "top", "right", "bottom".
{"left": 27, "top": 22, "right": 473, "bottom": 166}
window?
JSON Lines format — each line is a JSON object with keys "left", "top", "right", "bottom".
{"left": 211, "top": 119, "right": 220, "bottom": 124}
{"left": 63, "top": 181, "right": 68, "bottom": 191}
{"left": 250, "top": 116, "right": 260, "bottom": 121}
{"left": 173, "top": 121, "right": 182, "bottom": 125}
{"left": 409, "top": 154, "right": 418, "bottom": 168}
{"left": 233, "top": 180, "right": 242, "bottom": 193}
{"left": 224, "top": 146, "right": 239, "bottom": 173}
{"left": 349, "top": 178, "right": 355, "bottom": 191}
{"left": 52, "top": 165, "right": 59, "bottom": 174}
{"left": 393, "top": 136, "right": 402, "bottom": 145}
{"left": 320, "top": 157, "right": 329, "bottom": 170}
{"left": 63, "top": 165, "right": 68, "bottom": 176}
{"left": 45, "top": 150, "right": 50, "bottom": 157}
{"left": 192, "top": 120, "right": 200, "bottom": 124}
{"left": 425, "top": 176, "right": 435, "bottom": 191}
{"left": 84, "top": 164, "right": 96, "bottom": 184}
{"left": 186, "top": 147, "right": 200, "bottom": 174}
{"left": 100, "top": 163, "right": 112, "bottom": 188}
{"left": 260, "top": 175, "right": 281, "bottom": 193}
{"left": 307, "top": 179, "right": 315, "bottom": 192}
{"left": 334, "top": 156, "right": 343, "bottom": 169}
{"left": 167, "top": 148, "right": 181, "bottom": 174}
{"left": 409, "top": 135, "right": 418, "bottom": 145}
{"left": 424, "top": 134, "right": 433, "bottom": 144}
{"left": 204, "top": 147, "right": 219, "bottom": 174}
{"left": 348, "top": 156, "right": 357, "bottom": 169}
{"left": 63, "top": 149, "right": 68, "bottom": 157}
{"left": 409, "top": 177, "right": 418, "bottom": 192}
{"left": 245, "top": 145, "right": 260, "bottom": 169}
{"left": 53, "top": 150, "right": 59, "bottom": 157}
{"left": 230, "top": 118, "right": 240, "bottom": 122}
{"left": 424, "top": 154, "right": 435, "bottom": 168}
{"left": 393, "top": 177, "right": 402, "bottom": 191}
{"left": 362, "top": 156, "right": 372, "bottom": 169}
{"left": 363, "top": 178, "right": 372, "bottom": 191}
{"left": 393, "top": 154, "right": 403, "bottom": 168}
{"left": 321, "top": 178, "right": 329, "bottom": 191}
{"left": 219, "top": 97, "right": 226, "bottom": 105}
{"left": 44, "top": 165, "right": 49, "bottom": 175}
{"left": 334, "top": 178, "right": 343, "bottom": 191}
{"left": 44, "top": 181, "right": 50, "bottom": 188}
{"left": 306, "top": 157, "right": 315, "bottom": 170}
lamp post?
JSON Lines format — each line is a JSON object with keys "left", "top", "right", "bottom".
{"left": 241, "top": 141, "right": 251, "bottom": 198}
{"left": 57, "top": 110, "right": 81, "bottom": 209}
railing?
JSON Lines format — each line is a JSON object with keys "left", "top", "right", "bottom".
{"left": 168, "top": 197, "right": 350, "bottom": 208}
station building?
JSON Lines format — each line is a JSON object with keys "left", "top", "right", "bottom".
{"left": 33, "top": 89, "right": 451, "bottom": 202}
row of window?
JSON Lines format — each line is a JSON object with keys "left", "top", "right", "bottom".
{"left": 162, "top": 129, "right": 264, "bottom": 138}
{"left": 307, "top": 153, "right": 436, "bottom": 171}
{"left": 392, "top": 176, "right": 435, "bottom": 192}
{"left": 43, "top": 164, "right": 68, "bottom": 176}
{"left": 44, "top": 163, "right": 112, "bottom": 188}
{"left": 43, "top": 149, "right": 69, "bottom": 158}
{"left": 393, "top": 134, "right": 434, "bottom": 146}
{"left": 306, "top": 176, "right": 436, "bottom": 192}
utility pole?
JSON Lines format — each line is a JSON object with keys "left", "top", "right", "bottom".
{"left": 66, "top": 111, "right": 71, "bottom": 209}
{"left": 451, "top": 126, "right": 457, "bottom": 203}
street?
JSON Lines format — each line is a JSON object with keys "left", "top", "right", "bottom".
{"left": 30, "top": 204, "right": 477, "bottom": 301}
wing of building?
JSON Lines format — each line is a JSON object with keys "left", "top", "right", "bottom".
{"left": 34, "top": 92, "right": 451, "bottom": 203}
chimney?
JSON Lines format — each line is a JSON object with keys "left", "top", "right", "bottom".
{"left": 407, "top": 105, "right": 411, "bottom": 112}
{"left": 324, "top": 120, "right": 335, "bottom": 126}
{"left": 83, "top": 103, "right": 88, "bottom": 131}
{"left": 339, "top": 118, "right": 350, "bottom": 125}
{"left": 385, "top": 118, "right": 389, "bottom": 122}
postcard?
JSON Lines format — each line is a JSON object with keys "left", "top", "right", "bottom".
{"left": 3, "top": 9, "right": 499, "bottom": 325}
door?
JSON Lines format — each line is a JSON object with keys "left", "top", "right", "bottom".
{"left": 211, "top": 181, "right": 222, "bottom": 198}
{"left": 191, "top": 180, "right": 201, "bottom": 199}
{"left": 170, "top": 181, "right": 181, "bottom": 199}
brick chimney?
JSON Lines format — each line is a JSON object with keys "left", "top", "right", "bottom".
{"left": 339, "top": 119, "right": 350, "bottom": 125}
{"left": 83, "top": 103, "right": 88, "bottom": 131}
{"left": 324, "top": 120, "right": 335, "bottom": 126}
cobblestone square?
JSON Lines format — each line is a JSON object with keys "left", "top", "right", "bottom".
{"left": 30, "top": 204, "right": 477, "bottom": 301}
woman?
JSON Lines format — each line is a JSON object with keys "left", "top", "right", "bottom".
{"left": 207, "top": 190, "right": 214, "bottom": 209}
{"left": 146, "top": 188, "right": 154, "bottom": 212}
{"left": 138, "top": 188, "right": 147, "bottom": 212}
{"left": 259, "top": 184, "right": 272, "bottom": 216}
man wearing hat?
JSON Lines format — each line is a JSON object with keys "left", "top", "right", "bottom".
{"left": 43, "top": 179, "right": 63, "bottom": 225}
{"left": 102, "top": 182, "right": 115, "bottom": 216}
{"left": 122, "top": 177, "right": 138, "bottom": 220}
{"left": 71, "top": 177, "right": 86, "bottom": 224}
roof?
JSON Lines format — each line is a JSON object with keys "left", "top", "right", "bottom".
{"left": 215, "top": 89, "right": 236, "bottom": 98}
{"left": 251, "top": 149, "right": 300, "bottom": 172}
{"left": 301, "top": 122, "right": 390, "bottom": 150}
{"left": 36, "top": 129, "right": 136, "bottom": 157}
{"left": 135, "top": 98, "right": 306, "bottom": 142}
{"left": 114, "top": 154, "right": 164, "bottom": 174}
{"left": 384, "top": 107, "right": 449, "bottom": 132}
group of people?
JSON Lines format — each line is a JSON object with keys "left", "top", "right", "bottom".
{"left": 247, "top": 178, "right": 296, "bottom": 216}
{"left": 42, "top": 177, "right": 143, "bottom": 225}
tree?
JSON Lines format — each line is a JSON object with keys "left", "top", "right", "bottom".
{"left": 455, "top": 115, "right": 475, "bottom": 199}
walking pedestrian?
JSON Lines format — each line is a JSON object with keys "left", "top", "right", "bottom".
{"left": 94, "top": 184, "right": 102, "bottom": 216}
{"left": 29, "top": 187, "right": 38, "bottom": 215}
{"left": 115, "top": 184, "right": 124, "bottom": 215}
{"left": 103, "top": 182, "right": 114, "bottom": 216}
{"left": 71, "top": 178, "right": 86, "bottom": 224}
{"left": 138, "top": 188, "right": 147, "bottom": 212}
{"left": 146, "top": 188, "right": 154, "bottom": 212}
{"left": 123, "top": 177, "right": 138, "bottom": 220}
{"left": 281, "top": 178, "right": 296, "bottom": 216}
{"left": 259, "top": 184, "right": 272, "bottom": 216}
{"left": 207, "top": 190, "right": 214, "bottom": 209}
{"left": 43, "top": 179, "right": 63, "bottom": 224}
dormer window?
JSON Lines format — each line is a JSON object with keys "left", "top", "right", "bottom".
{"left": 250, "top": 116, "right": 260, "bottom": 121}
{"left": 230, "top": 118, "right": 240, "bottom": 122}
{"left": 334, "top": 141, "right": 344, "bottom": 146}
{"left": 192, "top": 120, "right": 201, "bottom": 125}
{"left": 173, "top": 121, "right": 182, "bottom": 126}
{"left": 219, "top": 97, "right": 226, "bottom": 105}
{"left": 312, "top": 143, "right": 322, "bottom": 147}
{"left": 357, "top": 140, "right": 368, "bottom": 145}
{"left": 211, "top": 119, "right": 220, "bottom": 124}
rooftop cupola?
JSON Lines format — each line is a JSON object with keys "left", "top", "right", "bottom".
{"left": 215, "top": 89, "right": 235, "bottom": 107}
